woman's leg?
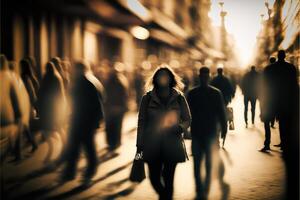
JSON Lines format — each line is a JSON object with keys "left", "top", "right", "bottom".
{"left": 148, "top": 161, "right": 164, "bottom": 198}
{"left": 44, "top": 136, "right": 54, "bottom": 163}
{"left": 115, "top": 114, "right": 124, "bottom": 148}
{"left": 42, "top": 130, "right": 53, "bottom": 163}
{"left": 24, "top": 126, "right": 37, "bottom": 152}
{"left": 59, "top": 127, "right": 66, "bottom": 146}
{"left": 105, "top": 117, "right": 115, "bottom": 150}
{"left": 162, "top": 162, "right": 177, "bottom": 200}
{"left": 8, "top": 125, "right": 22, "bottom": 161}
{"left": 244, "top": 96, "right": 249, "bottom": 126}
{"left": 250, "top": 98, "right": 257, "bottom": 124}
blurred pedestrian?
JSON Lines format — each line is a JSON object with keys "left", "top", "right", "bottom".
{"left": 229, "top": 73, "right": 238, "bottom": 98}
{"left": 136, "top": 65, "right": 191, "bottom": 200}
{"left": 20, "top": 59, "right": 39, "bottom": 152}
{"left": 24, "top": 56, "right": 41, "bottom": 86}
{"left": 51, "top": 57, "right": 69, "bottom": 89}
{"left": 9, "top": 61, "right": 33, "bottom": 158}
{"left": 61, "top": 60, "right": 71, "bottom": 90}
{"left": 0, "top": 55, "right": 25, "bottom": 161}
{"left": 36, "top": 62, "right": 66, "bottom": 163}
{"left": 182, "top": 71, "right": 191, "bottom": 96}
{"left": 241, "top": 66, "right": 259, "bottom": 127}
{"left": 134, "top": 70, "right": 145, "bottom": 110}
{"left": 104, "top": 67, "right": 129, "bottom": 151}
{"left": 61, "top": 61, "right": 104, "bottom": 183}
{"left": 210, "top": 67, "right": 234, "bottom": 106}
{"left": 262, "top": 50, "right": 299, "bottom": 200}
{"left": 187, "top": 67, "right": 227, "bottom": 200}
{"left": 259, "top": 57, "right": 276, "bottom": 152}
{"left": 268, "top": 57, "right": 276, "bottom": 129}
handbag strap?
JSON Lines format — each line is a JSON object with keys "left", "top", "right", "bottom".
{"left": 176, "top": 94, "right": 189, "bottom": 161}
{"left": 181, "top": 137, "right": 189, "bottom": 161}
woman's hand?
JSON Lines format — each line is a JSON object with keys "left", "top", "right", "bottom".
{"left": 167, "top": 125, "right": 183, "bottom": 136}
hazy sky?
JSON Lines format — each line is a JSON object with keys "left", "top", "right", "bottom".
{"left": 209, "top": 0, "right": 275, "bottom": 67}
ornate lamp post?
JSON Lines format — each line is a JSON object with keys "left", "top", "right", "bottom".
{"left": 219, "top": 1, "right": 227, "bottom": 60}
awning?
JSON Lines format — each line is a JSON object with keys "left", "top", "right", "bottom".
{"left": 149, "top": 28, "right": 186, "bottom": 48}
{"left": 196, "top": 41, "right": 225, "bottom": 60}
{"left": 150, "top": 8, "right": 189, "bottom": 40}
{"left": 87, "top": 0, "right": 145, "bottom": 26}
{"left": 110, "top": 2, "right": 189, "bottom": 41}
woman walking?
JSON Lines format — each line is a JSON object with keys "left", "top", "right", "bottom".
{"left": 20, "top": 59, "right": 39, "bottom": 152}
{"left": 136, "top": 65, "right": 191, "bottom": 200}
{"left": 36, "top": 62, "right": 66, "bottom": 163}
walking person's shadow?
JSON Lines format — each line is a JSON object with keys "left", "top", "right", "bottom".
{"left": 219, "top": 147, "right": 232, "bottom": 200}
{"left": 218, "top": 157, "right": 230, "bottom": 200}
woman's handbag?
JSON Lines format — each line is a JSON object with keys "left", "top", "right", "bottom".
{"left": 129, "top": 151, "right": 146, "bottom": 183}
{"left": 226, "top": 107, "right": 235, "bottom": 130}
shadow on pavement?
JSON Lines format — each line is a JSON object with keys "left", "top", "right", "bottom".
{"left": 4, "top": 147, "right": 120, "bottom": 196}
{"left": 19, "top": 162, "right": 132, "bottom": 199}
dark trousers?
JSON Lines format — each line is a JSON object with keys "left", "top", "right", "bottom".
{"left": 62, "top": 127, "right": 97, "bottom": 179}
{"left": 193, "top": 144, "right": 213, "bottom": 198}
{"left": 263, "top": 121, "right": 271, "bottom": 148}
{"left": 24, "top": 127, "right": 37, "bottom": 150}
{"left": 279, "top": 117, "right": 299, "bottom": 200}
{"left": 148, "top": 161, "right": 177, "bottom": 200}
{"left": 244, "top": 96, "right": 256, "bottom": 124}
{"left": 105, "top": 114, "right": 124, "bottom": 150}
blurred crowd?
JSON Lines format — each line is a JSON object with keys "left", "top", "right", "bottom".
{"left": 0, "top": 53, "right": 238, "bottom": 185}
{"left": 0, "top": 49, "right": 298, "bottom": 199}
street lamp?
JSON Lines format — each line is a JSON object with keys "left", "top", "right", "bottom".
{"left": 130, "top": 26, "right": 149, "bottom": 40}
{"left": 219, "top": 1, "right": 227, "bottom": 26}
{"left": 219, "top": 1, "right": 227, "bottom": 60}
{"left": 264, "top": 0, "right": 272, "bottom": 19}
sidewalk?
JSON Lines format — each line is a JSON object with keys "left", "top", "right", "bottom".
{"left": 1, "top": 89, "right": 285, "bottom": 200}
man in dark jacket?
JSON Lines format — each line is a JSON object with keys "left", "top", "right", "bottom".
{"left": 187, "top": 67, "right": 227, "bottom": 200}
{"left": 104, "top": 68, "right": 129, "bottom": 151}
{"left": 259, "top": 57, "right": 276, "bottom": 151}
{"left": 210, "top": 67, "right": 234, "bottom": 106}
{"left": 61, "top": 61, "right": 104, "bottom": 183}
{"left": 241, "top": 66, "right": 259, "bottom": 127}
{"left": 261, "top": 50, "right": 299, "bottom": 200}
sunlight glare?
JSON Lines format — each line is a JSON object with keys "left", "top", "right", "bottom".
{"left": 209, "top": 0, "right": 275, "bottom": 67}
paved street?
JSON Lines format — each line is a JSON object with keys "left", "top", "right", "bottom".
{"left": 1, "top": 89, "right": 285, "bottom": 200}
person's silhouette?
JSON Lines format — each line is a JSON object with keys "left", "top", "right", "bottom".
{"left": 136, "top": 65, "right": 191, "bottom": 200}
{"left": 241, "top": 66, "right": 259, "bottom": 127}
{"left": 260, "top": 57, "right": 277, "bottom": 152}
{"left": 269, "top": 57, "right": 276, "bottom": 128}
{"left": 104, "top": 67, "right": 129, "bottom": 151}
{"left": 262, "top": 50, "right": 299, "bottom": 199}
{"left": 36, "top": 62, "right": 66, "bottom": 163}
{"left": 60, "top": 61, "right": 104, "bottom": 184}
{"left": 187, "top": 67, "right": 227, "bottom": 200}
{"left": 210, "top": 68, "right": 234, "bottom": 106}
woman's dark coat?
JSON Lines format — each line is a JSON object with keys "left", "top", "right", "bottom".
{"left": 36, "top": 73, "right": 65, "bottom": 131}
{"left": 136, "top": 88, "right": 191, "bottom": 163}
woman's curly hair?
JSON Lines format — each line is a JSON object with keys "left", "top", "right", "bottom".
{"left": 145, "top": 64, "right": 184, "bottom": 92}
